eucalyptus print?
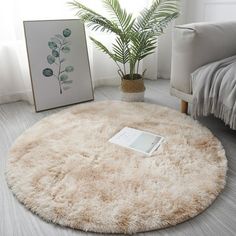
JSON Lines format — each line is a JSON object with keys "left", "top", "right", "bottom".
{"left": 42, "top": 28, "right": 74, "bottom": 94}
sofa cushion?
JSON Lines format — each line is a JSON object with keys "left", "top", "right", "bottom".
{"left": 171, "top": 21, "right": 236, "bottom": 95}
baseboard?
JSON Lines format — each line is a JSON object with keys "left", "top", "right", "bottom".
{"left": 157, "top": 73, "right": 170, "bottom": 80}
{"left": 93, "top": 76, "right": 160, "bottom": 88}
{"left": 0, "top": 90, "right": 34, "bottom": 105}
{"left": 93, "top": 77, "right": 120, "bottom": 88}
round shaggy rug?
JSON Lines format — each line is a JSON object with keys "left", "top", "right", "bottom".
{"left": 6, "top": 101, "right": 227, "bottom": 234}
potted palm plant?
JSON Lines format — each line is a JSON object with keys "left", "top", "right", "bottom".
{"left": 69, "top": 0, "right": 179, "bottom": 102}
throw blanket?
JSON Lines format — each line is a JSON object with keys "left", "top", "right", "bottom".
{"left": 191, "top": 55, "right": 236, "bottom": 130}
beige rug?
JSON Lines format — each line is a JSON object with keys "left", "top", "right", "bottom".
{"left": 6, "top": 101, "right": 227, "bottom": 234}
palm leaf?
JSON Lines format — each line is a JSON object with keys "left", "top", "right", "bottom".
{"left": 130, "top": 32, "right": 157, "bottom": 62}
{"left": 68, "top": 1, "right": 122, "bottom": 35}
{"left": 149, "top": 12, "right": 179, "bottom": 34}
{"left": 89, "top": 36, "right": 116, "bottom": 61}
{"left": 134, "top": 0, "right": 179, "bottom": 31}
{"left": 112, "top": 37, "right": 129, "bottom": 64}
{"left": 103, "top": 0, "right": 134, "bottom": 32}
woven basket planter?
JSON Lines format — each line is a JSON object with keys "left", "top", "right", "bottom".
{"left": 120, "top": 74, "right": 145, "bottom": 102}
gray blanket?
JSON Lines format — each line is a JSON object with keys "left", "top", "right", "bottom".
{"left": 191, "top": 55, "right": 236, "bottom": 130}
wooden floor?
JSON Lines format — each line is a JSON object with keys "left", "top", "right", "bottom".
{"left": 0, "top": 79, "right": 235, "bottom": 236}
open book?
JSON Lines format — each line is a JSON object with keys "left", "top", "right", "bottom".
{"left": 109, "top": 127, "right": 164, "bottom": 156}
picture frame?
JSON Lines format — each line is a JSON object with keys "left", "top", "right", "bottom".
{"left": 24, "top": 19, "right": 94, "bottom": 112}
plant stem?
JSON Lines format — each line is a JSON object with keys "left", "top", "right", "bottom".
{"left": 130, "top": 61, "right": 136, "bottom": 79}
{"left": 124, "top": 64, "right": 126, "bottom": 75}
{"left": 57, "top": 46, "right": 63, "bottom": 94}
{"left": 125, "top": 46, "right": 130, "bottom": 76}
{"left": 122, "top": 39, "right": 127, "bottom": 75}
{"left": 114, "top": 61, "right": 124, "bottom": 77}
{"left": 137, "top": 60, "right": 140, "bottom": 75}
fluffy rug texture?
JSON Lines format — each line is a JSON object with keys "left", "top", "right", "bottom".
{"left": 6, "top": 101, "right": 227, "bottom": 234}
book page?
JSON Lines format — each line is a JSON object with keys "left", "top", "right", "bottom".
{"left": 109, "top": 127, "right": 164, "bottom": 156}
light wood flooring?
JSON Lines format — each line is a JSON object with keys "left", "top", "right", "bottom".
{"left": 0, "top": 79, "right": 235, "bottom": 236}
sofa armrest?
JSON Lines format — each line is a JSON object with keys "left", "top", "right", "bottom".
{"left": 170, "top": 21, "right": 236, "bottom": 96}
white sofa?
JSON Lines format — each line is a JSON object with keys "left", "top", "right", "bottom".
{"left": 170, "top": 21, "right": 236, "bottom": 113}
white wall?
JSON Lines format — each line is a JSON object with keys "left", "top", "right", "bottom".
{"left": 157, "top": 0, "right": 187, "bottom": 79}
{"left": 157, "top": 0, "right": 236, "bottom": 80}
{"left": 185, "top": 0, "right": 236, "bottom": 22}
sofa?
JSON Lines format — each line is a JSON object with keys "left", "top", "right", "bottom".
{"left": 170, "top": 21, "right": 236, "bottom": 114}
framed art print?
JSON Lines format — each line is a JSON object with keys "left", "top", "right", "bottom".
{"left": 24, "top": 19, "right": 94, "bottom": 112}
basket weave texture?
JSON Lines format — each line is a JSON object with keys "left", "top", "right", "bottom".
{"left": 121, "top": 78, "right": 145, "bottom": 93}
